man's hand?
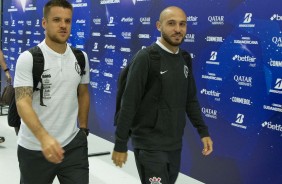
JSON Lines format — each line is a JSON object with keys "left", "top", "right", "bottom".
{"left": 201, "top": 136, "right": 213, "bottom": 156}
{"left": 112, "top": 150, "right": 128, "bottom": 168}
{"left": 41, "top": 134, "right": 65, "bottom": 164}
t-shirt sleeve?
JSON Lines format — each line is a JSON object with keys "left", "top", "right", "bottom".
{"left": 80, "top": 51, "right": 90, "bottom": 84}
{"left": 14, "top": 51, "right": 33, "bottom": 88}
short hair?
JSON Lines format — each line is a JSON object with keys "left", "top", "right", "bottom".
{"left": 43, "top": 0, "right": 73, "bottom": 18}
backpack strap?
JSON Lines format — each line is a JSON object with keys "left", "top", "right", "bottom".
{"left": 70, "top": 46, "right": 86, "bottom": 76}
{"left": 181, "top": 49, "right": 192, "bottom": 77}
{"left": 144, "top": 44, "right": 162, "bottom": 93}
{"left": 29, "top": 46, "right": 45, "bottom": 106}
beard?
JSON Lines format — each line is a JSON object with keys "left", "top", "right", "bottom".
{"left": 162, "top": 32, "right": 184, "bottom": 46}
{"left": 47, "top": 32, "right": 69, "bottom": 44}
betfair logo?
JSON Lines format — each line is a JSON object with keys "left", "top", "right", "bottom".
{"left": 262, "top": 121, "right": 282, "bottom": 132}
{"left": 270, "top": 14, "right": 282, "bottom": 21}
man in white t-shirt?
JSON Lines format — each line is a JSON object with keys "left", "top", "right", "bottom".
{"left": 14, "top": 1, "right": 90, "bottom": 183}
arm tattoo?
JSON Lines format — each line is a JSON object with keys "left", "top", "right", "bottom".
{"left": 15, "top": 87, "right": 33, "bottom": 102}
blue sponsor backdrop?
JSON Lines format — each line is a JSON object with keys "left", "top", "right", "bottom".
{"left": 1, "top": 0, "right": 282, "bottom": 183}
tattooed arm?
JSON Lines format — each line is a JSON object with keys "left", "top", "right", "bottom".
{"left": 15, "top": 86, "right": 65, "bottom": 164}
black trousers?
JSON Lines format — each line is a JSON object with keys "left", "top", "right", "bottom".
{"left": 18, "top": 130, "right": 89, "bottom": 184}
{"left": 134, "top": 149, "right": 182, "bottom": 184}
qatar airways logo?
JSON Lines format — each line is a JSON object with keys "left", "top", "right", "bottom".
{"left": 90, "top": 81, "right": 98, "bottom": 89}
{"left": 26, "top": 20, "right": 32, "bottom": 26}
{"left": 201, "top": 107, "right": 217, "bottom": 119}
{"left": 122, "top": 32, "right": 132, "bottom": 39}
{"left": 270, "top": 14, "right": 282, "bottom": 21}
{"left": 105, "top": 58, "right": 114, "bottom": 65}
{"left": 93, "top": 18, "right": 101, "bottom": 25}
{"left": 208, "top": 16, "right": 224, "bottom": 25}
{"left": 262, "top": 121, "right": 282, "bottom": 132}
{"left": 272, "top": 37, "right": 282, "bottom": 47}
{"left": 140, "top": 17, "right": 151, "bottom": 25}
{"left": 77, "top": 32, "right": 85, "bottom": 38}
{"left": 184, "top": 34, "right": 195, "bottom": 42}
{"left": 10, "top": 47, "right": 15, "bottom": 53}
{"left": 233, "top": 75, "right": 252, "bottom": 87}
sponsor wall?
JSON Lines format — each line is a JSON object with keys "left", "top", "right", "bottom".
{"left": 1, "top": 0, "right": 281, "bottom": 183}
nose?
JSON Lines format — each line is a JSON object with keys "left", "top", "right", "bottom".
{"left": 174, "top": 24, "right": 181, "bottom": 32}
{"left": 60, "top": 20, "right": 67, "bottom": 28}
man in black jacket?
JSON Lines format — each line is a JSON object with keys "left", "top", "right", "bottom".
{"left": 112, "top": 6, "right": 213, "bottom": 184}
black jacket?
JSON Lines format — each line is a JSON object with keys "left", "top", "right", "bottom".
{"left": 114, "top": 43, "right": 209, "bottom": 152}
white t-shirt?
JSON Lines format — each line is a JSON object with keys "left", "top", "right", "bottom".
{"left": 14, "top": 40, "right": 90, "bottom": 150}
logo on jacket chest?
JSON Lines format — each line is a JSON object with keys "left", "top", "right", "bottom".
{"left": 75, "top": 62, "right": 82, "bottom": 75}
{"left": 184, "top": 65, "right": 189, "bottom": 78}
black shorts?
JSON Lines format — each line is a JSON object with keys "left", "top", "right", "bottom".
{"left": 18, "top": 129, "right": 89, "bottom": 184}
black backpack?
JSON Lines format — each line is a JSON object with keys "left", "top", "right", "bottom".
{"left": 114, "top": 44, "right": 192, "bottom": 126}
{"left": 7, "top": 46, "right": 86, "bottom": 128}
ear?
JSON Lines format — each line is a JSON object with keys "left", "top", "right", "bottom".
{"left": 156, "top": 21, "right": 161, "bottom": 31}
{"left": 42, "top": 17, "right": 46, "bottom": 29}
